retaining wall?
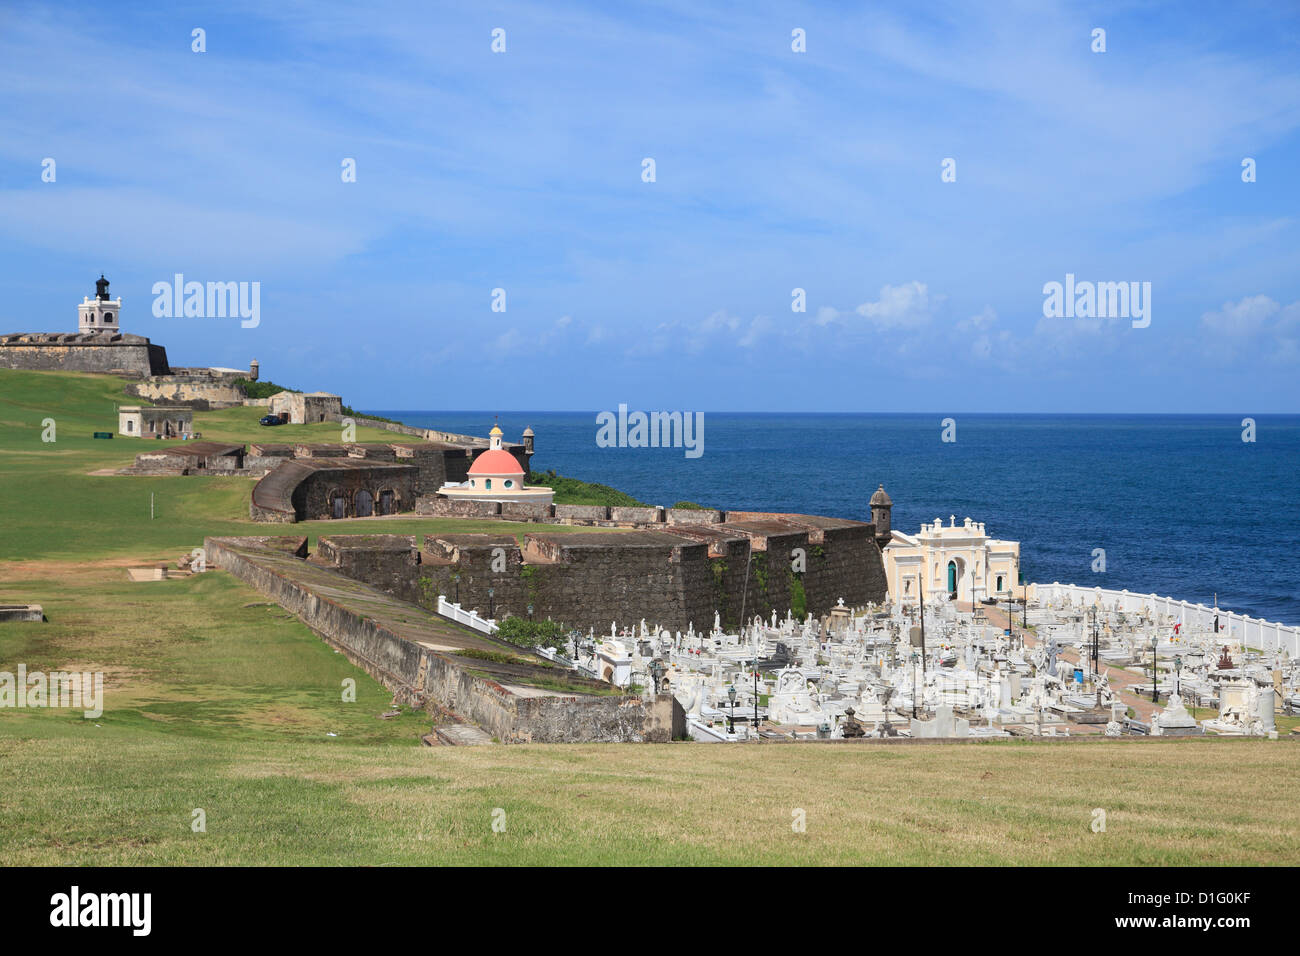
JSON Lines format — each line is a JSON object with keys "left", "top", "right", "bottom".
{"left": 205, "top": 535, "right": 681, "bottom": 743}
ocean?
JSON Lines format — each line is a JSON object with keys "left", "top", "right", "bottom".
{"left": 368, "top": 411, "right": 1300, "bottom": 626}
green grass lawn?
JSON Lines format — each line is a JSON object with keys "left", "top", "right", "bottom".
{"left": 4, "top": 367, "right": 1300, "bottom": 866}
{"left": 0, "top": 369, "right": 625, "bottom": 561}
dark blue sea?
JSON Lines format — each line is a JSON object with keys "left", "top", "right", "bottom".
{"left": 368, "top": 411, "right": 1300, "bottom": 626}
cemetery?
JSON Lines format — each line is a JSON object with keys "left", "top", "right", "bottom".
{"left": 531, "top": 590, "right": 1299, "bottom": 743}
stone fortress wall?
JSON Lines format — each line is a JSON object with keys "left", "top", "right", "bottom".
{"left": 0, "top": 333, "right": 170, "bottom": 376}
{"left": 314, "top": 507, "right": 890, "bottom": 635}
{"left": 207, "top": 535, "right": 682, "bottom": 743}
{"left": 123, "top": 365, "right": 251, "bottom": 409}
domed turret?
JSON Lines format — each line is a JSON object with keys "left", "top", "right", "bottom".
{"left": 438, "top": 423, "right": 552, "bottom": 504}
{"left": 870, "top": 484, "right": 892, "bottom": 547}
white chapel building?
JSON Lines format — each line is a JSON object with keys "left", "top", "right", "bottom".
{"left": 883, "top": 515, "right": 1021, "bottom": 606}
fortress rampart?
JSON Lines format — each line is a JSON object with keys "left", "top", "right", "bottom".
{"left": 124, "top": 371, "right": 247, "bottom": 409}
{"left": 0, "top": 333, "right": 169, "bottom": 376}
{"left": 206, "top": 535, "right": 681, "bottom": 743}
{"left": 314, "top": 509, "right": 888, "bottom": 633}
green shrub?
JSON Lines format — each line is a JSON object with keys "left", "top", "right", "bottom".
{"left": 789, "top": 573, "right": 807, "bottom": 621}
{"left": 232, "top": 377, "right": 294, "bottom": 400}
{"left": 528, "top": 471, "right": 648, "bottom": 507}
{"left": 496, "top": 616, "right": 567, "bottom": 649}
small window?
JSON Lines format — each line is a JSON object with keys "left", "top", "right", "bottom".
{"left": 504, "top": 479, "right": 513, "bottom": 488}
{"left": 485, "top": 479, "right": 492, "bottom": 490}
{"left": 104, "top": 313, "right": 114, "bottom": 323}
{"left": 126, "top": 420, "right": 134, "bottom": 433}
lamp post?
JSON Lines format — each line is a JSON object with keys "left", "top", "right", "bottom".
{"left": 752, "top": 661, "right": 759, "bottom": 732}
{"left": 1022, "top": 580, "right": 1028, "bottom": 629}
{"left": 1089, "top": 606, "right": 1099, "bottom": 680}
{"left": 569, "top": 629, "right": 580, "bottom": 662}
{"left": 1151, "top": 635, "right": 1159, "bottom": 703}
{"left": 911, "top": 651, "right": 919, "bottom": 718}
{"left": 527, "top": 602, "right": 534, "bottom": 622}
{"left": 452, "top": 572, "right": 460, "bottom": 605}
{"left": 487, "top": 587, "right": 495, "bottom": 620}
{"left": 918, "top": 573, "right": 927, "bottom": 676}
{"left": 727, "top": 684, "right": 737, "bottom": 735}
{"left": 1174, "top": 654, "right": 1182, "bottom": 699}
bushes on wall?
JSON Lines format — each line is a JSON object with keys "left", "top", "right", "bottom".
{"left": 496, "top": 616, "right": 567, "bottom": 649}
{"left": 528, "top": 470, "right": 649, "bottom": 507}
{"left": 232, "top": 377, "right": 294, "bottom": 399}
{"left": 789, "top": 573, "right": 807, "bottom": 622}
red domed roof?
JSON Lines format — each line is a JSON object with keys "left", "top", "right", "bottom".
{"left": 468, "top": 448, "right": 524, "bottom": 476}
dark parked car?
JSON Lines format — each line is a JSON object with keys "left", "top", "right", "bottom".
{"left": 259, "top": 414, "right": 283, "bottom": 426}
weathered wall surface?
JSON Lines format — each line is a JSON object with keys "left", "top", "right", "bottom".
{"left": 124, "top": 376, "right": 246, "bottom": 409}
{"left": 553, "top": 504, "right": 608, "bottom": 524}
{"left": 292, "top": 464, "right": 417, "bottom": 520}
{"left": 316, "top": 534, "right": 420, "bottom": 597}
{"left": 801, "top": 524, "right": 884, "bottom": 616}
{"left": 317, "top": 509, "right": 890, "bottom": 635}
{"left": 414, "top": 497, "right": 501, "bottom": 518}
{"left": 415, "top": 534, "right": 529, "bottom": 613}
{"left": 205, "top": 535, "right": 681, "bottom": 743}
{"left": 0, "top": 340, "right": 169, "bottom": 376}
{"left": 391, "top": 444, "right": 455, "bottom": 495}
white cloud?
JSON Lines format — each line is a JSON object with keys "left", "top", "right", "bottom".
{"left": 1201, "top": 295, "right": 1280, "bottom": 336}
{"left": 1199, "top": 295, "right": 1300, "bottom": 363}
{"left": 853, "top": 281, "right": 937, "bottom": 329}
{"left": 811, "top": 281, "right": 941, "bottom": 333}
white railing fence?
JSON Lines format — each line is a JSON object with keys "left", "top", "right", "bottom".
{"left": 436, "top": 595, "right": 498, "bottom": 635}
{"left": 1030, "top": 582, "right": 1300, "bottom": 658}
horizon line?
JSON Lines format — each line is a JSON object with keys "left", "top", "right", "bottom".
{"left": 359, "top": 408, "right": 1300, "bottom": 417}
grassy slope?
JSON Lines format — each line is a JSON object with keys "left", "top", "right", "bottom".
{"left": 3, "top": 369, "right": 1299, "bottom": 865}
{"left": 0, "top": 370, "right": 622, "bottom": 561}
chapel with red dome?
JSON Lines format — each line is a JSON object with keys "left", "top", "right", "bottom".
{"left": 438, "top": 425, "right": 553, "bottom": 504}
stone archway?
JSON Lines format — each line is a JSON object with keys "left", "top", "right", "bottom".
{"left": 355, "top": 489, "right": 373, "bottom": 517}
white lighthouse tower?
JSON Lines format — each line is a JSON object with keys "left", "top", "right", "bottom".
{"left": 78, "top": 275, "right": 122, "bottom": 334}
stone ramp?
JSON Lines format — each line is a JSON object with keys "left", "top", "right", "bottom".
{"left": 430, "top": 725, "right": 495, "bottom": 746}
{"left": 204, "top": 535, "right": 682, "bottom": 743}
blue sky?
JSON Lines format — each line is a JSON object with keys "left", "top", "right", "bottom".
{"left": 2, "top": 0, "right": 1298, "bottom": 412}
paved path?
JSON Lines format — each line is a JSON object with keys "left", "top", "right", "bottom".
{"left": 981, "top": 605, "right": 1160, "bottom": 722}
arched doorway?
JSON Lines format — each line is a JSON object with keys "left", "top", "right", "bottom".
{"left": 947, "top": 560, "right": 957, "bottom": 596}
{"left": 378, "top": 489, "right": 395, "bottom": 515}
{"left": 996, "top": 574, "right": 1004, "bottom": 594}
{"left": 355, "top": 489, "right": 373, "bottom": 517}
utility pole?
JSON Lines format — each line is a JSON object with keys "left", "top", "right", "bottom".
{"left": 918, "top": 571, "right": 927, "bottom": 676}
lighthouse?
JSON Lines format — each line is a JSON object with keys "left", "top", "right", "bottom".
{"left": 78, "top": 275, "right": 123, "bottom": 334}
